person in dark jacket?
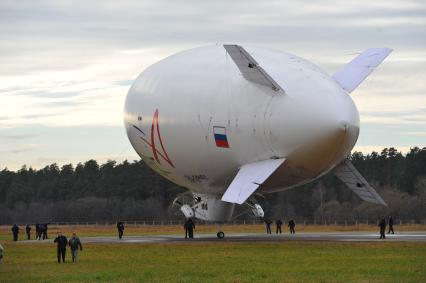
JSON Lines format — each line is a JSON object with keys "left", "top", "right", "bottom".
{"left": 378, "top": 218, "right": 386, "bottom": 239}
{"left": 54, "top": 232, "right": 68, "bottom": 263}
{"left": 187, "top": 218, "right": 195, "bottom": 239}
{"left": 388, "top": 216, "right": 394, "bottom": 234}
{"left": 264, "top": 218, "right": 272, "bottom": 234}
{"left": 11, "top": 224, "right": 19, "bottom": 241}
{"left": 117, "top": 221, "right": 125, "bottom": 239}
{"left": 0, "top": 243, "right": 3, "bottom": 264}
{"left": 68, "top": 233, "right": 83, "bottom": 263}
{"left": 288, "top": 220, "right": 296, "bottom": 234}
{"left": 184, "top": 219, "right": 189, "bottom": 239}
{"left": 26, "top": 224, "right": 31, "bottom": 240}
{"left": 35, "top": 223, "right": 41, "bottom": 240}
{"left": 276, "top": 219, "right": 283, "bottom": 234}
{"left": 42, "top": 223, "right": 49, "bottom": 240}
{"left": 39, "top": 224, "right": 45, "bottom": 240}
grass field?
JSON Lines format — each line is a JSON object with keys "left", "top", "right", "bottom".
{"left": 1, "top": 241, "right": 425, "bottom": 282}
{"left": 1, "top": 225, "right": 426, "bottom": 282}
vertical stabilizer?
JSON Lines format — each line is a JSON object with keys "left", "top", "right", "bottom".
{"left": 333, "top": 48, "right": 392, "bottom": 93}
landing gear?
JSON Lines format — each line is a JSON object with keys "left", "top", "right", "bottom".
{"left": 217, "top": 231, "right": 225, "bottom": 239}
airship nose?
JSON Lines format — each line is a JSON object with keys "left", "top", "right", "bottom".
{"left": 265, "top": 83, "right": 360, "bottom": 162}
{"left": 332, "top": 92, "right": 360, "bottom": 157}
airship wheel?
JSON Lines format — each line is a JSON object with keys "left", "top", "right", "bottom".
{"left": 217, "top": 231, "right": 225, "bottom": 239}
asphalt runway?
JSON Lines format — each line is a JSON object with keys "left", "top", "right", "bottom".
{"left": 23, "top": 232, "right": 426, "bottom": 244}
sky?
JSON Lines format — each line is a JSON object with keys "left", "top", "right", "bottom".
{"left": 0, "top": 0, "right": 425, "bottom": 170}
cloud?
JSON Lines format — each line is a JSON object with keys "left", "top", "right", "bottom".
{"left": 2, "top": 143, "right": 43, "bottom": 154}
{"left": 0, "top": 134, "right": 38, "bottom": 140}
{"left": 401, "top": 131, "right": 426, "bottom": 136}
{"left": 0, "top": 0, "right": 425, "bottom": 168}
{"left": 10, "top": 147, "right": 40, "bottom": 154}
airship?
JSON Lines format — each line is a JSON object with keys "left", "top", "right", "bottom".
{"left": 124, "top": 45, "right": 391, "bottom": 238}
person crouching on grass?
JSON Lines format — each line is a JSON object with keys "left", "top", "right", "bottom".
{"left": 68, "top": 233, "right": 83, "bottom": 263}
{"left": 54, "top": 232, "right": 68, "bottom": 263}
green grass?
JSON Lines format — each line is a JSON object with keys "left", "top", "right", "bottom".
{"left": 1, "top": 241, "right": 425, "bottom": 282}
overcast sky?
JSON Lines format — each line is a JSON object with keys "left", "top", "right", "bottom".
{"left": 0, "top": 0, "right": 425, "bottom": 170}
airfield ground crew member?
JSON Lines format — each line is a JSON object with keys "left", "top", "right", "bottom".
{"left": 0, "top": 243, "right": 4, "bottom": 265}
{"left": 35, "top": 223, "right": 41, "bottom": 240}
{"left": 187, "top": 218, "right": 195, "bottom": 239}
{"left": 39, "top": 223, "right": 45, "bottom": 240}
{"left": 388, "top": 216, "right": 394, "bottom": 234}
{"left": 54, "top": 232, "right": 68, "bottom": 263}
{"left": 379, "top": 218, "right": 386, "bottom": 239}
{"left": 264, "top": 218, "right": 272, "bottom": 234}
{"left": 184, "top": 219, "right": 189, "bottom": 239}
{"left": 26, "top": 224, "right": 31, "bottom": 240}
{"left": 117, "top": 221, "right": 125, "bottom": 239}
{"left": 11, "top": 224, "right": 19, "bottom": 241}
{"left": 288, "top": 219, "right": 296, "bottom": 234}
{"left": 276, "top": 219, "right": 283, "bottom": 234}
{"left": 68, "top": 233, "right": 83, "bottom": 263}
{"left": 42, "top": 223, "right": 49, "bottom": 240}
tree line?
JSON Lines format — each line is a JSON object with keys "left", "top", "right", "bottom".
{"left": 0, "top": 147, "right": 425, "bottom": 224}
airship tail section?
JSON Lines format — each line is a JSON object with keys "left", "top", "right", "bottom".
{"left": 333, "top": 159, "right": 387, "bottom": 206}
{"left": 222, "top": 158, "right": 285, "bottom": 205}
{"left": 332, "top": 48, "right": 392, "bottom": 93}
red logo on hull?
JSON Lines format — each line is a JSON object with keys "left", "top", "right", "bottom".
{"left": 137, "top": 109, "right": 175, "bottom": 168}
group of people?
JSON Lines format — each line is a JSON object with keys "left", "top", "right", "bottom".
{"left": 378, "top": 216, "right": 395, "bottom": 239}
{"left": 264, "top": 218, "right": 296, "bottom": 234}
{"left": 10, "top": 223, "right": 49, "bottom": 241}
{"left": 5, "top": 216, "right": 397, "bottom": 263}
{"left": 35, "top": 223, "right": 49, "bottom": 240}
{"left": 8, "top": 223, "right": 83, "bottom": 263}
{"left": 10, "top": 220, "right": 131, "bottom": 264}
{"left": 54, "top": 232, "right": 83, "bottom": 263}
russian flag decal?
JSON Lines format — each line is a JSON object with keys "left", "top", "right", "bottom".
{"left": 213, "top": 126, "right": 230, "bottom": 148}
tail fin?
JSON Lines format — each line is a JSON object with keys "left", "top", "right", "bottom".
{"left": 333, "top": 48, "right": 392, "bottom": 93}
{"left": 333, "top": 159, "right": 387, "bottom": 206}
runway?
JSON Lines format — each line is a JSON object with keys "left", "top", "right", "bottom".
{"left": 23, "top": 232, "right": 426, "bottom": 244}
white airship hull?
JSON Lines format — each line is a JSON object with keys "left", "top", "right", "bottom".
{"left": 124, "top": 45, "right": 390, "bottom": 222}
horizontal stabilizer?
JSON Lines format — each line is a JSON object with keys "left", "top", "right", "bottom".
{"left": 224, "top": 44, "right": 284, "bottom": 93}
{"left": 333, "top": 159, "right": 387, "bottom": 206}
{"left": 222, "top": 158, "right": 285, "bottom": 205}
{"left": 332, "top": 48, "right": 392, "bottom": 93}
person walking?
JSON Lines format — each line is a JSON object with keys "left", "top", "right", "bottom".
{"left": 184, "top": 219, "right": 189, "bottom": 239}
{"left": 35, "top": 223, "right": 41, "bottom": 240}
{"left": 42, "top": 223, "right": 49, "bottom": 240}
{"left": 117, "top": 221, "right": 125, "bottom": 239}
{"left": 26, "top": 224, "right": 31, "bottom": 240}
{"left": 68, "top": 233, "right": 83, "bottom": 263}
{"left": 288, "top": 219, "right": 296, "bottom": 234}
{"left": 187, "top": 218, "right": 195, "bottom": 239}
{"left": 276, "top": 219, "right": 283, "bottom": 234}
{"left": 11, "top": 224, "right": 19, "bottom": 241}
{"left": 39, "top": 224, "right": 45, "bottom": 240}
{"left": 264, "top": 218, "right": 272, "bottom": 234}
{"left": 378, "top": 218, "right": 386, "bottom": 239}
{"left": 54, "top": 232, "right": 68, "bottom": 263}
{"left": 388, "top": 216, "right": 394, "bottom": 234}
{"left": 0, "top": 243, "right": 4, "bottom": 265}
